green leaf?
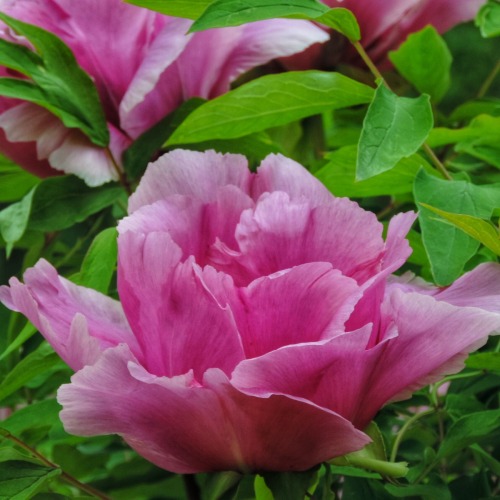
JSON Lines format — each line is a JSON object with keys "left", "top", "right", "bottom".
{"left": 261, "top": 469, "right": 318, "bottom": 500}
{"left": 123, "top": 98, "right": 205, "bottom": 180}
{"left": 73, "top": 227, "right": 118, "bottom": 294}
{"left": 0, "top": 343, "right": 66, "bottom": 403}
{"left": 190, "top": 0, "right": 328, "bottom": 31}
{"left": 316, "top": 145, "right": 435, "bottom": 197}
{"left": 0, "top": 155, "right": 40, "bottom": 203}
{"left": 476, "top": 0, "right": 500, "bottom": 38}
{"left": 0, "top": 460, "right": 60, "bottom": 500}
{"left": 389, "top": 26, "right": 452, "bottom": 102}
{"left": 315, "top": 8, "right": 361, "bottom": 41}
{"left": 413, "top": 169, "right": 500, "bottom": 285}
{"left": 0, "top": 188, "right": 35, "bottom": 257}
{"left": 125, "top": 0, "right": 211, "bottom": 18}
{"left": 167, "top": 71, "right": 374, "bottom": 145}
{"left": 385, "top": 483, "right": 451, "bottom": 500}
{"left": 0, "top": 12, "right": 108, "bottom": 146}
{"left": 0, "top": 322, "right": 37, "bottom": 361}
{"left": 437, "top": 409, "right": 500, "bottom": 459}
{"left": 356, "top": 85, "right": 433, "bottom": 180}
{"left": 465, "top": 352, "right": 500, "bottom": 371}
{"left": 1, "top": 400, "right": 61, "bottom": 436}
{"left": 0, "top": 175, "right": 123, "bottom": 252}
{"left": 329, "top": 466, "right": 381, "bottom": 479}
{"left": 419, "top": 204, "right": 500, "bottom": 256}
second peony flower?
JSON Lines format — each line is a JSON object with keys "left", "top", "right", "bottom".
{"left": 2, "top": 150, "right": 500, "bottom": 473}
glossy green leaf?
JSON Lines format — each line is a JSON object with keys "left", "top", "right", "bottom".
{"left": 356, "top": 85, "right": 433, "bottom": 180}
{"left": 0, "top": 12, "right": 108, "bottom": 146}
{"left": 465, "top": 352, "right": 500, "bottom": 371}
{"left": 414, "top": 169, "right": 500, "bottom": 285}
{"left": 0, "top": 343, "right": 65, "bottom": 403}
{"left": 476, "top": 0, "right": 500, "bottom": 38}
{"left": 190, "top": 0, "right": 328, "bottom": 31}
{"left": 124, "top": 0, "right": 211, "bottom": 18}
{"left": 316, "top": 145, "right": 434, "bottom": 197}
{"left": 419, "top": 204, "right": 500, "bottom": 256}
{"left": 437, "top": 409, "right": 500, "bottom": 459}
{"left": 167, "top": 71, "right": 374, "bottom": 145}
{"left": 74, "top": 227, "right": 118, "bottom": 294}
{"left": 389, "top": 26, "right": 452, "bottom": 102}
{"left": 0, "top": 460, "right": 60, "bottom": 499}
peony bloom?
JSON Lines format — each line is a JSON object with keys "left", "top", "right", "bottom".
{"left": 286, "top": 0, "right": 485, "bottom": 69}
{"left": 2, "top": 150, "right": 500, "bottom": 473}
{"left": 0, "top": 0, "right": 328, "bottom": 186}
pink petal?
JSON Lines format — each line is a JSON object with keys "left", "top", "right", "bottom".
{"left": 119, "top": 18, "right": 192, "bottom": 138}
{"left": 117, "top": 230, "right": 245, "bottom": 379}
{"left": 128, "top": 149, "right": 252, "bottom": 213}
{"left": 221, "top": 191, "right": 384, "bottom": 285}
{"left": 58, "top": 345, "right": 369, "bottom": 473}
{"left": 253, "top": 153, "right": 333, "bottom": 206}
{"left": 229, "top": 263, "right": 361, "bottom": 358}
{"left": 233, "top": 287, "right": 500, "bottom": 429}
{"left": 0, "top": 259, "right": 137, "bottom": 370}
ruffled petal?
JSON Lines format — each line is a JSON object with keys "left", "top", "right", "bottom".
{"left": 223, "top": 191, "right": 384, "bottom": 285}
{"left": 0, "top": 259, "right": 137, "bottom": 370}
{"left": 117, "top": 230, "right": 245, "bottom": 378}
{"left": 229, "top": 263, "right": 361, "bottom": 358}
{"left": 252, "top": 153, "right": 332, "bottom": 206}
{"left": 234, "top": 288, "right": 500, "bottom": 429}
{"left": 128, "top": 149, "right": 252, "bottom": 213}
{"left": 58, "top": 345, "right": 369, "bottom": 473}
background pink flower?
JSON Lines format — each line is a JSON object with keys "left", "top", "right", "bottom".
{"left": 2, "top": 150, "right": 500, "bottom": 473}
{"left": 0, "top": 0, "right": 328, "bottom": 186}
{"left": 285, "top": 0, "right": 485, "bottom": 69}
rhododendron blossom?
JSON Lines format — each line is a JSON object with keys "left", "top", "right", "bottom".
{"left": 2, "top": 150, "right": 500, "bottom": 473}
{"left": 0, "top": 0, "right": 327, "bottom": 186}
{"left": 286, "top": 0, "right": 485, "bottom": 69}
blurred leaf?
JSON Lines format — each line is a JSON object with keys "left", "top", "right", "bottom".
{"left": 437, "top": 409, "right": 500, "bottom": 459}
{"left": 329, "top": 465, "right": 381, "bottom": 479}
{"left": 52, "top": 444, "right": 107, "bottom": 479}
{"left": 124, "top": 0, "right": 210, "bottom": 18}
{"left": 465, "top": 352, "right": 500, "bottom": 371}
{"left": 445, "top": 394, "right": 485, "bottom": 421}
{"left": 204, "top": 471, "right": 242, "bottom": 500}
{"left": 356, "top": 85, "right": 433, "bottom": 180}
{"left": 450, "top": 98, "right": 500, "bottom": 121}
{"left": 385, "top": 483, "right": 451, "bottom": 500}
{"left": 261, "top": 469, "right": 318, "bottom": 500}
{"left": 73, "top": 227, "right": 117, "bottom": 294}
{"left": 0, "top": 13, "right": 108, "bottom": 147}
{"left": 0, "top": 175, "right": 122, "bottom": 253}
{"left": 414, "top": 169, "right": 500, "bottom": 285}
{"left": 316, "top": 145, "right": 435, "bottom": 197}
{"left": 190, "top": 0, "right": 328, "bottom": 31}
{"left": 0, "top": 460, "right": 60, "bottom": 499}
{"left": 0, "top": 343, "right": 65, "bottom": 403}
{"left": 0, "top": 156, "right": 40, "bottom": 203}
{"left": 389, "top": 26, "right": 452, "bottom": 102}
{"left": 254, "top": 475, "right": 273, "bottom": 500}
{"left": 1, "top": 400, "right": 61, "bottom": 436}
{"left": 167, "top": 71, "right": 374, "bottom": 145}
{"left": 476, "top": 0, "right": 500, "bottom": 38}
{"left": 0, "top": 322, "right": 37, "bottom": 361}
{"left": 419, "top": 204, "right": 500, "bottom": 256}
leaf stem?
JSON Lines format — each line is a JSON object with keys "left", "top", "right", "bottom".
{"left": 352, "top": 40, "right": 452, "bottom": 180}
{"left": 477, "top": 59, "right": 500, "bottom": 99}
{"left": 389, "top": 409, "right": 434, "bottom": 463}
{"left": 0, "top": 428, "right": 111, "bottom": 499}
{"left": 106, "top": 146, "right": 132, "bottom": 195}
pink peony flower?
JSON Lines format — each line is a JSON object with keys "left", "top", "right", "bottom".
{"left": 2, "top": 150, "right": 500, "bottom": 473}
{"left": 285, "top": 0, "right": 485, "bottom": 69}
{"left": 0, "top": 0, "right": 328, "bottom": 186}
